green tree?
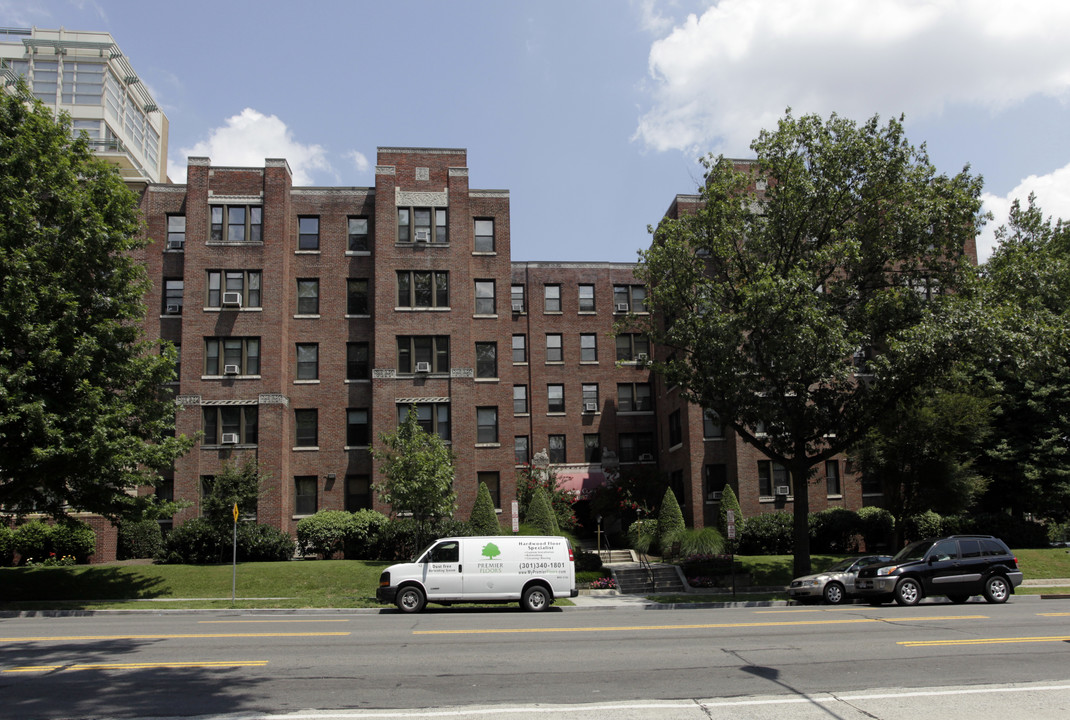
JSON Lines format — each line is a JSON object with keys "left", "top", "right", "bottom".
{"left": 526, "top": 486, "right": 558, "bottom": 535}
{"left": 201, "top": 456, "right": 268, "bottom": 533}
{"left": 372, "top": 403, "right": 457, "bottom": 548}
{"left": 657, "top": 488, "right": 686, "bottom": 554}
{"left": 515, "top": 459, "right": 577, "bottom": 531}
{"left": 469, "top": 481, "right": 502, "bottom": 535}
{"left": 0, "top": 83, "right": 192, "bottom": 521}
{"left": 718, "top": 484, "right": 744, "bottom": 550}
{"left": 635, "top": 110, "right": 985, "bottom": 576}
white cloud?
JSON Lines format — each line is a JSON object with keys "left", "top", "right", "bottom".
{"left": 168, "top": 108, "right": 331, "bottom": 185}
{"left": 345, "top": 150, "right": 371, "bottom": 175}
{"left": 979, "top": 163, "right": 1070, "bottom": 263}
{"left": 635, "top": 0, "right": 676, "bottom": 34}
{"left": 636, "top": 0, "right": 1070, "bottom": 155}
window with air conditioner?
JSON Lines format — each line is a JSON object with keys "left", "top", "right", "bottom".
{"left": 207, "top": 271, "right": 261, "bottom": 309}
{"left": 414, "top": 361, "right": 432, "bottom": 373}
{"left": 205, "top": 337, "right": 260, "bottom": 376}
{"left": 223, "top": 364, "right": 240, "bottom": 375}
{"left": 616, "top": 334, "right": 650, "bottom": 363}
{"left": 397, "top": 336, "right": 449, "bottom": 374}
{"left": 221, "top": 433, "right": 239, "bottom": 444}
{"left": 203, "top": 405, "right": 257, "bottom": 445}
{"left": 638, "top": 453, "right": 654, "bottom": 462}
{"left": 584, "top": 402, "right": 598, "bottom": 413}
{"left": 758, "top": 460, "right": 790, "bottom": 497}
{"left": 163, "top": 278, "right": 183, "bottom": 315}
{"left": 398, "top": 207, "right": 447, "bottom": 244}
{"left": 222, "top": 291, "right": 242, "bottom": 307}
{"left": 167, "top": 215, "right": 185, "bottom": 250}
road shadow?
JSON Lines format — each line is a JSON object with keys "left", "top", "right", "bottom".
{"left": 0, "top": 567, "right": 167, "bottom": 604}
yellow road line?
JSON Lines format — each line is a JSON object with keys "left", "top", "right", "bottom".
{"left": 414, "top": 615, "right": 988, "bottom": 635}
{"left": 0, "top": 632, "right": 350, "bottom": 643}
{"left": 197, "top": 619, "right": 351, "bottom": 624}
{"left": 1037, "top": 612, "right": 1070, "bottom": 617}
{"left": 900, "top": 635, "right": 1070, "bottom": 647}
{"left": 4, "top": 660, "right": 268, "bottom": 673}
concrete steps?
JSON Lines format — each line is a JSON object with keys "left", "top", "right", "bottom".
{"left": 610, "top": 563, "right": 686, "bottom": 594}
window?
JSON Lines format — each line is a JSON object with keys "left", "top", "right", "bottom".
{"left": 295, "top": 409, "right": 318, "bottom": 447}
{"left": 398, "top": 207, "right": 447, "bottom": 243}
{"left": 345, "top": 474, "right": 372, "bottom": 511}
{"left": 582, "top": 383, "right": 599, "bottom": 413}
{"left": 347, "top": 279, "right": 370, "bottom": 315}
{"left": 548, "top": 434, "right": 566, "bottom": 463}
{"left": 547, "top": 384, "right": 565, "bottom": 413}
{"left": 295, "top": 476, "right": 318, "bottom": 516}
{"left": 475, "top": 219, "right": 495, "bottom": 252}
{"left": 296, "top": 344, "right": 319, "bottom": 380}
{"left": 618, "top": 432, "right": 655, "bottom": 462}
{"left": 705, "top": 464, "right": 727, "bottom": 502}
{"left": 703, "top": 410, "right": 724, "bottom": 439}
{"left": 167, "top": 215, "right": 185, "bottom": 250}
{"left": 613, "top": 285, "right": 648, "bottom": 312}
{"left": 580, "top": 334, "right": 598, "bottom": 362}
{"left": 514, "top": 436, "right": 530, "bottom": 464}
{"left": 584, "top": 434, "right": 601, "bottom": 463}
{"left": 205, "top": 337, "right": 260, "bottom": 375}
{"left": 347, "top": 408, "right": 370, "bottom": 447}
{"left": 826, "top": 459, "right": 841, "bottom": 496}
{"left": 163, "top": 279, "right": 183, "bottom": 314}
{"left": 207, "top": 270, "right": 262, "bottom": 309}
{"left": 546, "top": 334, "right": 563, "bottom": 363}
{"left": 616, "top": 334, "right": 650, "bottom": 362}
{"left": 544, "top": 284, "right": 561, "bottom": 313}
{"left": 513, "top": 385, "right": 528, "bottom": 414}
{"left": 511, "top": 285, "right": 525, "bottom": 312}
{"left": 474, "top": 280, "right": 496, "bottom": 315}
{"left": 668, "top": 410, "right": 682, "bottom": 447}
{"left": 202, "top": 406, "right": 258, "bottom": 445}
{"left": 477, "top": 407, "right": 499, "bottom": 444}
{"left": 347, "top": 342, "right": 370, "bottom": 380}
{"left": 397, "top": 336, "right": 450, "bottom": 373}
{"left": 475, "top": 342, "right": 498, "bottom": 379}
{"left": 348, "top": 216, "right": 369, "bottom": 251}
{"left": 297, "top": 279, "right": 319, "bottom": 314}
{"left": 397, "top": 270, "right": 449, "bottom": 308}
{"left": 211, "top": 205, "right": 262, "bottom": 243}
{"left": 512, "top": 334, "right": 527, "bottom": 363}
{"left": 578, "top": 284, "right": 595, "bottom": 312}
{"left": 617, "top": 383, "right": 653, "bottom": 412}
{"left": 670, "top": 470, "right": 686, "bottom": 506}
{"left": 397, "top": 402, "right": 451, "bottom": 441}
{"left": 298, "top": 216, "right": 319, "bottom": 250}
{"left": 477, "top": 471, "right": 501, "bottom": 509}
{"left": 758, "top": 460, "right": 790, "bottom": 497}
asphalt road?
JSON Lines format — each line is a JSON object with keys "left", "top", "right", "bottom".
{"left": 2, "top": 597, "right": 1069, "bottom": 719}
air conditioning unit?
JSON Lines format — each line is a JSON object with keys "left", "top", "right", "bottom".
{"left": 223, "top": 364, "right": 240, "bottom": 375}
{"left": 774, "top": 485, "right": 790, "bottom": 496}
{"left": 584, "top": 402, "right": 598, "bottom": 413}
{"left": 511, "top": 301, "right": 524, "bottom": 312}
{"left": 222, "top": 291, "right": 242, "bottom": 307}
{"left": 414, "top": 361, "right": 432, "bottom": 373}
{"left": 615, "top": 303, "right": 630, "bottom": 312}
{"left": 220, "top": 433, "right": 239, "bottom": 445}
{"left": 709, "top": 491, "right": 723, "bottom": 501}
{"left": 165, "top": 303, "right": 181, "bottom": 314}
{"left": 414, "top": 229, "right": 431, "bottom": 242}
{"left": 638, "top": 453, "right": 653, "bottom": 462}
{"left": 635, "top": 353, "right": 649, "bottom": 364}
{"left": 166, "top": 239, "right": 184, "bottom": 251}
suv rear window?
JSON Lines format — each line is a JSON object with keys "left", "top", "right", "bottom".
{"left": 982, "top": 538, "right": 1010, "bottom": 556}
{"left": 960, "top": 539, "right": 982, "bottom": 558}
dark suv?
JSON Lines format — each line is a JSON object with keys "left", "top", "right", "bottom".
{"left": 854, "top": 535, "right": 1024, "bottom": 605}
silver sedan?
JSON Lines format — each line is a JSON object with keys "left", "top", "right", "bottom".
{"left": 789, "top": 555, "right": 892, "bottom": 604}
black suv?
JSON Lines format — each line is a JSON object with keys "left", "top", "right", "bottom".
{"left": 854, "top": 535, "right": 1024, "bottom": 605}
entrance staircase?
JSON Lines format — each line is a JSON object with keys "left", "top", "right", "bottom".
{"left": 610, "top": 563, "right": 686, "bottom": 594}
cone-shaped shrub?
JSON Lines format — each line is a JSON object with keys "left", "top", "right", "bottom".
{"left": 657, "top": 488, "right": 686, "bottom": 554}
{"left": 718, "top": 484, "right": 743, "bottom": 549}
{"left": 469, "top": 482, "right": 502, "bottom": 535}
{"left": 527, "top": 486, "right": 558, "bottom": 535}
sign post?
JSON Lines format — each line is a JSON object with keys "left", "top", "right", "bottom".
{"left": 232, "top": 502, "right": 239, "bottom": 603}
{"left": 511, "top": 500, "right": 519, "bottom": 534}
{"left": 726, "top": 510, "right": 737, "bottom": 599}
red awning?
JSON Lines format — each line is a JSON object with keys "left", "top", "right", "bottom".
{"left": 555, "top": 469, "right": 607, "bottom": 496}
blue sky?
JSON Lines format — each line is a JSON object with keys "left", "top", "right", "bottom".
{"left": 5, "top": 0, "right": 1070, "bottom": 263}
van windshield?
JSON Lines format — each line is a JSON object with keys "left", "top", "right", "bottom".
{"left": 413, "top": 541, "right": 438, "bottom": 563}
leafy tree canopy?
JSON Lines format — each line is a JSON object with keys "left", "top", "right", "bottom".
{"left": 201, "top": 456, "right": 269, "bottom": 534}
{"left": 634, "top": 110, "right": 986, "bottom": 575}
{"left": 0, "top": 82, "right": 192, "bottom": 521}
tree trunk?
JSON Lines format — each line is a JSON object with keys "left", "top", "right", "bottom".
{"left": 791, "top": 460, "right": 812, "bottom": 578}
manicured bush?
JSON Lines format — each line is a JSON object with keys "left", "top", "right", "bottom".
{"left": 297, "top": 510, "right": 355, "bottom": 558}
{"left": 856, "top": 506, "right": 895, "bottom": 551}
{"left": 573, "top": 547, "right": 603, "bottom": 572}
{"left": 13, "top": 520, "right": 52, "bottom": 564}
{"left": 469, "top": 482, "right": 502, "bottom": 535}
{"left": 50, "top": 519, "right": 96, "bottom": 563}
{"left": 718, "top": 484, "right": 744, "bottom": 549}
{"left": 657, "top": 489, "right": 686, "bottom": 555}
{"left": 680, "top": 553, "right": 743, "bottom": 577}
{"left": 159, "top": 519, "right": 294, "bottom": 564}
{"left": 738, "top": 511, "right": 794, "bottom": 554}
{"left": 0, "top": 525, "right": 14, "bottom": 567}
{"left": 527, "top": 487, "right": 559, "bottom": 535}
{"left": 903, "top": 510, "right": 944, "bottom": 542}
{"left": 118, "top": 519, "right": 164, "bottom": 560}
{"left": 809, "top": 508, "right": 861, "bottom": 553}
{"left": 342, "top": 509, "right": 390, "bottom": 559}
{"left": 628, "top": 518, "right": 658, "bottom": 555}
{"left": 237, "top": 523, "right": 296, "bottom": 562}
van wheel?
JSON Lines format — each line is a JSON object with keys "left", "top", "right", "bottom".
{"left": 521, "top": 584, "right": 551, "bottom": 612}
{"left": 983, "top": 575, "right": 1010, "bottom": 604}
{"left": 396, "top": 586, "right": 426, "bottom": 613}
{"left": 894, "top": 577, "right": 921, "bottom": 606}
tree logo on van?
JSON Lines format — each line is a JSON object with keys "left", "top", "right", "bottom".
{"left": 481, "top": 542, "right": 501, "bottom": 559}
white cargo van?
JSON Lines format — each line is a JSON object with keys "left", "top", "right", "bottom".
{"left": 376, "top": 535, "right": 578, "bottom": 613}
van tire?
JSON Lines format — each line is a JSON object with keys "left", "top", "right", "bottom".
{"left": 396, "top": 585, "right": 426, "bottom": 613}
{"left": 521, "top": 584, "right": 551, "bottom": 612}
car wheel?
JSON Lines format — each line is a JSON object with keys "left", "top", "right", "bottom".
{"left": 395, "top": 586, "right": 426, "bottom": 613}
{"left": 982, "top": 575, "right": 1010, "bottom": 604}
{"left": 521, "top": 584, "right": 551, "bottom": 612}
{"left": 894, "top": 577, "right": 922, "bottom": 606}
{"left": 823, "top": 581, "right": 847, "bottom": 605}
{"left": 946, "top": 594, "right": 970, "bottom": 604}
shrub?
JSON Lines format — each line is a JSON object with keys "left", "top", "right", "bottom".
{"left": 343, "top": 509, "right": 390, "bottom": 559}
{"left": 469, "top": 482, "right": 502, "bottom": 535}
{"left": 681, "top": 553, "right": 742, "bottom": 577}
{"left": 50, "top": 519, "right": 96, "bottom": 563}
{"left": 573, "top": 547, "right": 603, "bottom": 572}
{"left": 158, "top": 519, "right": 293, "bottom": 564}
{"left": 903, "top": 510, "right": 944, "bottom": 542}
{"left": 809, "top": 508, "right": 861, "bottom": 553}
{"left": 118, "top": 519, "right": 164, "bottom": 560}
{"left": 369, "top": 517, "right": 472, "bottom": 561}
{"left": 628, "top": 518, "right": 658, "bottom": 555}
{"left": 13, "top": 520, "right": 52, "bottom": 563}
{"left": 0, "top": 525, "right": 13, "bottom": 566}
{"left": 718, "top": 484, "right": 744, "bottom": 548}
{"left": 297, "top": 510, "right": 356, "bottom": 558}
{"left": 677, "top": 527, "right": 725, "bottom": 557}
{"left": 527, "top": 487, "right": 559, "bottom": 535}
{"left": 1049, "top": 520, "right": 1070, "bottom": 545}
{"left": 738, "top": 511, "right": 794, "bottom": 554}
{"left": 657, "top": 489, "right": 686, "bottom": 555}
{"left": 856, "top": 506, "right": 894, "bottom": 551}
{"left": 237, "top": 523, "right": 295, "bottom": 562}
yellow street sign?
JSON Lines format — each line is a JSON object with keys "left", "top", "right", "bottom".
{"left": 233, "top": 503, "right": 239, "bottom": 522}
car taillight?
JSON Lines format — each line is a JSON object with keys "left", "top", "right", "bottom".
{"left": 568, "top": 548, "right": 574, "bottom": 562}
